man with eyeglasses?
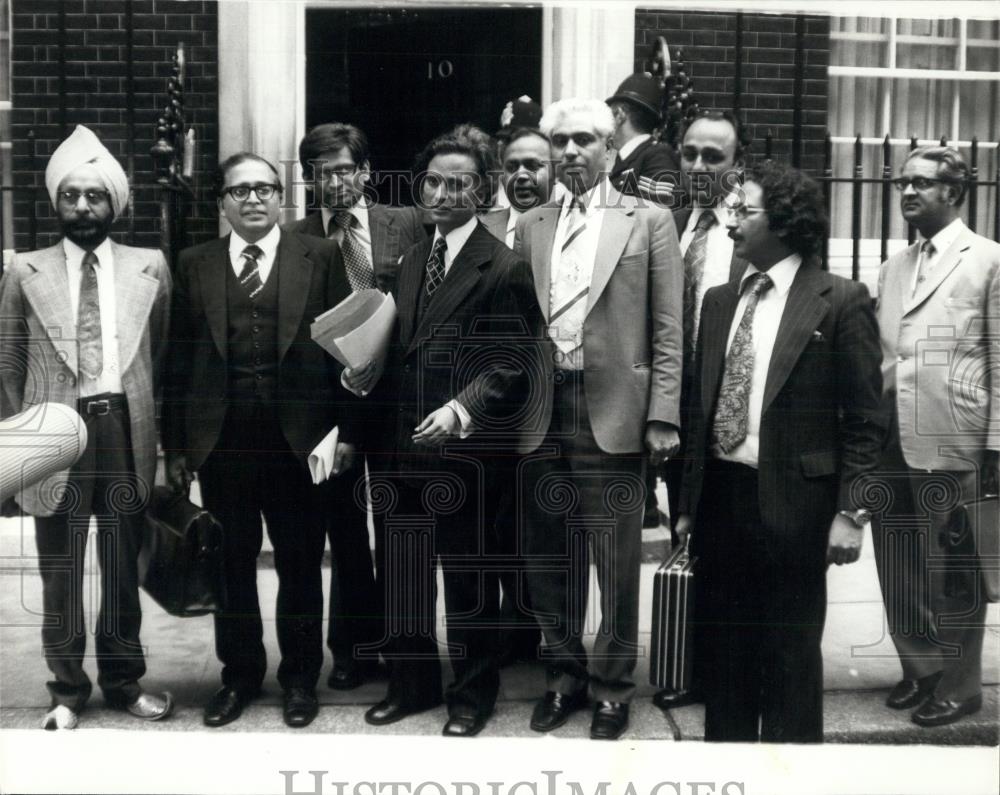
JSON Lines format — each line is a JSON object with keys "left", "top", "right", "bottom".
{"left": 163, "top": 152, "right": 355, "bottom": 728}
{"left": 873, "top": 145, "right": 1000, "bottom": 728}
{"left": 0, "top": 125, "right": 174, "bottom": 730}
{"left": 513, "top": 98, "right": 683, "bottom": 740}
{"left": 286, "top": 123, "right": 427, "bottom": 692}
{"left": 674, "top": 161, "right": 884, "bottom": 743}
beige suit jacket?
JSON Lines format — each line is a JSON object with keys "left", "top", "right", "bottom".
{"left": 0, "top": 241, "right": 171, "bottom": 516}
{"left": 877, "top": 223, "right": 1000, "bottom": 471}
{"left": 514, "top": 185, "right": 684, "bottom": 454}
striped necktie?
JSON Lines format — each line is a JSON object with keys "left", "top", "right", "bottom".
{"left": 333, "top": 210, "right": 376, "bottom": 292}
{"left": 683, "top": 211, "right": 718, "bottom": 359}
{"left": 77, "top": 250, "right": 103, "bottom": 380}
{"left": 548, "top": 198, "right": 590, "bottom": 362}
{"left": 711, "top": 272, "right": 774, "bottom": 453}
{"left": 238, "top": 244, "right": 265, "bottom": 300}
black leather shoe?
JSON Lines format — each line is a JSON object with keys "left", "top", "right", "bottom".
{"left": 886, "top": 671, "right": 943, "bottom": 710}
{"left": 328, "top": 663, "right": 374, "bottom": 691}
{"left": 203, "top": 686, "right": 257, "bottom": 728}
{"left": 529, "top": 690, "right": 588, "bottom": 732}
{"left": 283, "top": 688, "right": 319, "bottom": 728}
{"left": 443, "top": 710, "right": 489, "bottom": 737}
{"left": 364, "top": 697, "right": 439, "bottom": 726}
{"left": 652, "top": 688, "right": 701, "bottom": 710}
{"left": 912, "top": 694, "right": 982, "bottom": 727}
{"left": 590, "top": 701, "right": 629, "bottom": 740}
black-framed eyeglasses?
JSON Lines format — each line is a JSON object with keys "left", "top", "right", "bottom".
{"left": 223, "top": 183, "right": 280, "bottom": 201}
{"left": 57, "top": 189, "right": 110, "bottom": 205}
{"left": 891, "top": 177, "right": 951, "bottom": 192}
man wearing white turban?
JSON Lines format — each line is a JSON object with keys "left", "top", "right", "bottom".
{"left": 0, "top": 124, "right": 174, "bottom": 730}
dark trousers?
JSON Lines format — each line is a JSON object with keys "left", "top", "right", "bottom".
{"left": 371, "top": 464, "right": 501, "bottom": 719}
{"left": 523, "top": 372, "right": 645, "bottom": 703}
{"left": 871, "top": 416, "right": 986, "bottom": 701}
{"left": 322, "top": 459, "right": 381, "bottom": 670}
{"left": 698, "top": 459, "right": 826, "bottom": 743}
{"left": 197, "top": 404, "right": 326, "bottom": 694}
{"left": 34, "top": 396, "right": 146, "bottom": 711}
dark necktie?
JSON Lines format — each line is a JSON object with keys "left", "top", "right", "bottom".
{"left": 711, "top": 272, "right": 774, "bottom": 453}
{"left": 77, "top": 250, "right": 103, "bottom": 380}
{"left": 682, "top": 211, "right": 718, "bottom": 361}
{"left": 238, "top": 244, "right": 265, "bottom": 300}
{"left": 333, "top": 210, "right": 376, "bottom": 292}
{"left": 424, "top": 237, "right": 447, "bottom": 298}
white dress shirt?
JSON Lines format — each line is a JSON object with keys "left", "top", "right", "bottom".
{"left": 910, "top": 217, "right": 965, "bottom": 296}
{"left": 322, "top": 200, "right": 374, "bottom": 262}
{"left": 680, "top": 201, "right": 738, "bottom": 339}
{"left": 717, "top": 254, "right": 802, "bottom": 469}
{"left": 228, "top": 223, "right": 281, "bottom": 285}
{"left": 548, "top": 181, "right": 608, "bottom": 370}
{"left": 64, "top": 237, "right": 122, "bottom": 396}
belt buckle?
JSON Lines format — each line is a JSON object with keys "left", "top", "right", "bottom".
{"left": 87, "top": 398, "right": 110, "bottom": 416}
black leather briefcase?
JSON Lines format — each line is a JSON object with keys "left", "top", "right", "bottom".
{"left": 649, "top": 541, "right": 696, "bottom": 691}
{"left": 139, "top": 485, "right": 225, "bottom": 616}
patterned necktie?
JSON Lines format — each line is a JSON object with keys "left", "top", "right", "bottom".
{"left": 333, "top": 210, "right": 376, "bottom": 292}
{"left": 77, "top": 250, "right": 103, "bottom": 380}
{"left": 548, "top": 198, "right": 590, "bottom": 360}
{"left": 238, "top": 244, "right": 265, "bottom": 300}
{"left": 913, "top": 239, "right": 936, "bottom": 295}
{"left": 424, "top": 237, "right": 447, "bottom": 298}
{"left": 683, "top": 211, "right": 718, "bottom": 361}
{"left": 711, "top": 272, "right": 774, "bottom": 453}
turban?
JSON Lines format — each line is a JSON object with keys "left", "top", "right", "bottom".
{"left": 45, "top": 125, "right": 130, "bottom": 218}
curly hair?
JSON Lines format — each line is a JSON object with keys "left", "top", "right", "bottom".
{"left": 413, "top": 123, "right": 497, "bottom": 207}
{"left": 747, "top": 161, "right": 828, "bottom": 260}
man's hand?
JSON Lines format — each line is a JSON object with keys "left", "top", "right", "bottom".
{"left": 645, "top": 420, "right": 681, "bottom": 466}
{"left": 332, "top": 442, "right": 355, "bottom": 475}
{"left": 166, "top": 453, "right": 193, "bottom": 495}
{"left": 675, "top": 514, "right": 694, "bottom": 549}
{"left": 343, "top": 359, "right": 378, "bottom": 396}
{"left": 827, "top": 513, "right": 864, "bottom": 566}
{"left": 412, "top": 406, "right": 460, "bottom": 446}
{"left": 637, "top": 176, "right": 675, "bottom": 205}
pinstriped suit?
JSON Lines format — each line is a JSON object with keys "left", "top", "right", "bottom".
{"left": 680, "top": 263, "right": 885, "bottom": 741}
{"left": 0, "top": 240, "right": 171, "bottom": 710}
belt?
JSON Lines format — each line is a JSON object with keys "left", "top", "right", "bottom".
{"left": 77, "top": 393, "right": 127, "bottom": 417}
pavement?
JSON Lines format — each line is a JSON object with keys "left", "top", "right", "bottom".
{"left": 1, "top": 484, "right": 997, "bottom": 749}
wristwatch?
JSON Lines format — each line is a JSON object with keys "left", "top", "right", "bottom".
{"left": 838, "top": 508, "right": 872, "bottom": 527}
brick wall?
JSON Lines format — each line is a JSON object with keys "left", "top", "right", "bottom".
{"left": 635, "top": 9, "right": 830, "bottom": 175}
{"left": 10, "top": 0, "right": 218, "bottom": 254}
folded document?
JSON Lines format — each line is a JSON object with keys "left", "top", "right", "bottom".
{"left": 310, "top": 289, "right": 396, "bottom": 388}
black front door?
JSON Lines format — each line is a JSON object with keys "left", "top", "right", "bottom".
{"left": 305, "top": 6, "right": 543, "bottom": 204}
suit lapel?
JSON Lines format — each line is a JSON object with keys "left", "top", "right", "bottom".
{"left": 729, "top": 253, "right": 750, "bottom": 283}
{"left": 111, "top": 242, "right": 160, "bottom": 375}
{"left": 276, "top": 231, "right": 314, "bottom": 362}
{"left": 407, "top": 223, "right": 490, "bottom": 356}
{"left": 368, "top": 203, "right": 396, "bottom": 279}
{"left": 903, "top": 230, "right": 970, "bottom": 316}
{"left": 761, "top": 266, "right": 830, "bottom": 413}
{"left": 701, "top": 283, "right": 740, "bottom": 417}
{"left": 529, "top": 205, "right": 560, "bottom": 322}
{"left": 20, "top": 243, "right": 78, "bottom": 375}
{"left": 397, "top": 236, "right": 431, "bottom": 351}
{"left": 585, "top": 191, "right": 634, "bottom": 316}
{"left": 199, "top": 237, "right": 230, "bottom": 362}
{"left": 479, "top": 208, "right": 510, "bottom": 244}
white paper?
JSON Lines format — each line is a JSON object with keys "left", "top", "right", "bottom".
{"left": 307, "top": 425, "right": 339, "bottom": 485}
{"left": 310, "top": 290, "right": 396, "bottom": 392}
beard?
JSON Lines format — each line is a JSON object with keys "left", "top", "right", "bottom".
{"left": 62, "top": 215, "right": 114, "bottom": 248}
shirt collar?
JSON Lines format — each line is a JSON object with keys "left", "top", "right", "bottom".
{"left": 616, "top": 134, "right": 651, "bottom": 163}
{"left": 740, "top": 253, "right": 801, "bottom": 297}
{"left": 322, "top": 198, "right": 371, "bottom": 236}
{"left": 230, "top": 223, "right": 281, "bottom": 262}
{"left": 922, "top": 217, "right": 965, "bottom": 256}
{"left": 432, "top": 215, "right": 479, "bottom": 260}
{"left": 689, "top": 191, "right": 739, "bottom": 230}
{"left": 561, "top": 179, "right": 605, "bottom": 218}
{"left": 507, "top": 206, "right": 521, "bottom": 230}
{"left": 64, "top": 236, "right": 113, "bottom": 268}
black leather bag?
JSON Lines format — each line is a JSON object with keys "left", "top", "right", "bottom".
{"left": 139, "top": 485, "right": 225, "bottom": 616}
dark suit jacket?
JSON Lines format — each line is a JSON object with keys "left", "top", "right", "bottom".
{"left": 284, "top": 204, "right": 427, "bottom": 294}
{"left": 162, "top": 230, "right": 353, "bottom": 470}
{"left": 353, "top": 222, "right": 541, "bottom": 474}
{"left": 679, "top": 263, "right": 885, "bottom": 553}
{"left": 610, "top": 138, "right": 680, "bottom": 196}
